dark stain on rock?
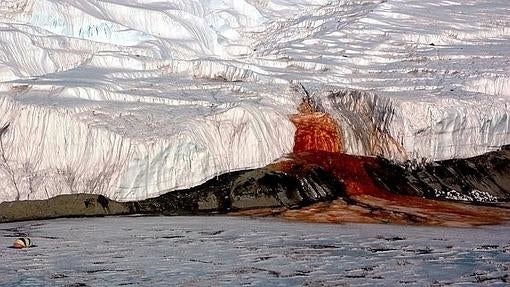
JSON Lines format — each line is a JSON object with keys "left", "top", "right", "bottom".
{"left": 97, "top": 195, "right": 109, "bottom": 212}
{"left": 134, "top": 165, "right": 345, "bottom": 216}
{"left": 83, "top": 198, "right": 94, "bottom": 208}
{"left": 370, "top": 145, "right": 510, "bottom": 202}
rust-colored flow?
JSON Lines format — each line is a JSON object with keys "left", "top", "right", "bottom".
{"left": 273, "top": 102, "right": 510, "bottom": 226}
{"left": 290, "top": 102, "right": 343, "bottom": 153}
{"left": 276, "top": 152, "right": 510, "bottom": 226}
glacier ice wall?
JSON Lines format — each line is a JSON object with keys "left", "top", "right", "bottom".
{"left": 0, "top": 0, "right": 509, "bottom": 202}
{"left": 0, "top": 83, "right": 296, "bottom": 201}
{"left": 319, "top": 88, "right": 510, "bottom": 160}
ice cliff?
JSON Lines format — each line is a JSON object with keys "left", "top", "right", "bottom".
{"left": 0, "top": 0, "right": 509, "bottom": 202}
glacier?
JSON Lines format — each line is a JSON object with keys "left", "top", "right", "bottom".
{"left": 0, "top": 0, "right": 509, "bottom": 202}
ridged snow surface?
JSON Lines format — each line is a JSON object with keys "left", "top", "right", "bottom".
{"left": 0, "top": 0, "right": 509, "bottom": 202}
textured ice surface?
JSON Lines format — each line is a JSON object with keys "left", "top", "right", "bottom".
{"left": 0, "top": 216, "right": 509, "bottom": 286}
{"left": 0, "top": 0, "right": 509, "bottom": 201}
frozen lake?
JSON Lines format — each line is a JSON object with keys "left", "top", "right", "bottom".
{"left": 1, "top": 216, "right": 509, "bottom": 286}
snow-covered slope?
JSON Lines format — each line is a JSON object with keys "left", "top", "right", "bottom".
{"left": 0, "top": 0, "right": 509, "bottom": 202}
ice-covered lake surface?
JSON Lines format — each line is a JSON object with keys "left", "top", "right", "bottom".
{"left": 1, "top": 216, "right": 509, "bottom": 286}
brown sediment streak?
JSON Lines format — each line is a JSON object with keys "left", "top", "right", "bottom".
{"left": 276, "top": 152, "right": 510, "bottom": 226}
{"left": 281, "top": 104, "right": 510, "bottom": 226}
{"left": 290, "top": 102, "right": 343, "bottom": 153}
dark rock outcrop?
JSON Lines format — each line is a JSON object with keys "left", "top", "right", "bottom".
{"left": 1, "top": 146, "right": 509, "bottom": 224}
{"left": 132, "top": 165, "right": 345, "bottom": 215}
{"left": 0, "top": 165, "right": 344, "bottom": 223}
{"left": 370, "top": 145, "right": 510, "bottom": 202}
{"left": 0, "top": 194, "right": 131, "bottom": 223}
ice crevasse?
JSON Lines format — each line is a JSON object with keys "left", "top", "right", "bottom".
{"left": 0, "top": 0, "right": 509, "bottom": 202}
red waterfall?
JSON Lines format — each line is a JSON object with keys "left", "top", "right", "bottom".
{"left": 276, "top": 102, "right": 509, "bottom": 226}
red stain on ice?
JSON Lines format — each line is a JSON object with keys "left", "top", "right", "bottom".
{"left": 291, "top": 111, "right": 342, "bottom": 153}
{"left": 276, "top": 103, "right": 510, "bottom": 226}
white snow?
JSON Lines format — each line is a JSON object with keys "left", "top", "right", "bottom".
{"left": 0, "top": 0, "right": 509, "bottom": 202}
{"left": 434, "top": 189, "right": 498, "bottom": 203}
